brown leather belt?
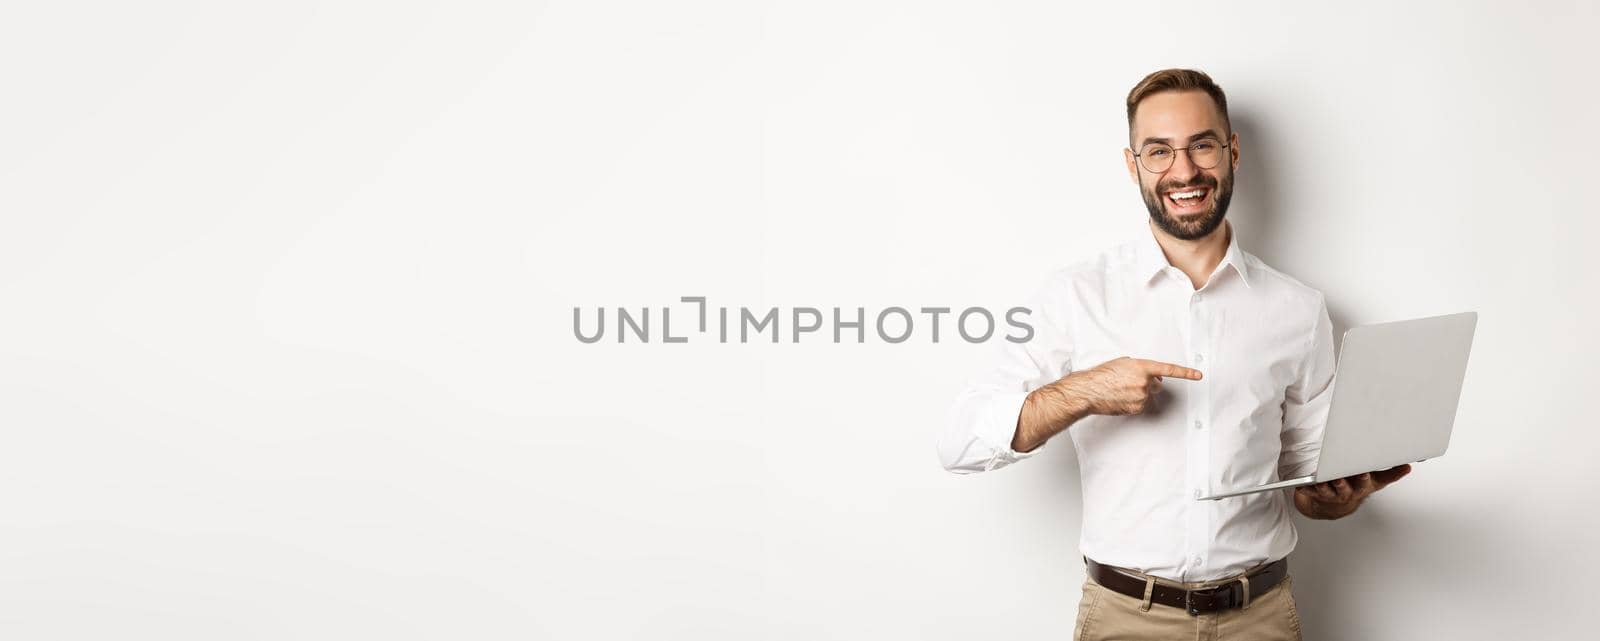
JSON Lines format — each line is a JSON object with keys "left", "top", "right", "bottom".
{"left": 1085, "top": 556, "right": 1288, "bottom": 616}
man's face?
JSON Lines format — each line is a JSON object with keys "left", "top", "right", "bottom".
{"left": 1123, "top": 90, "right": 1240, "bottom": 241}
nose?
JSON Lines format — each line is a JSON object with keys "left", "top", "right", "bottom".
{"left": 1166, "top": 147, "right": 1200, "bottom": 181}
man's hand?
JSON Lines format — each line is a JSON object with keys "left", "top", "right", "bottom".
{"left": 1075, "top": 357, "right": 1204, "bottom": 415}
{"left": 1293, "top": 464, "right": 1413, "bottom": 520}
{"left": 1013, "top": 357, "right": 1202, "bottom": 452}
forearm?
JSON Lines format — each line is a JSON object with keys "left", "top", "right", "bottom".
{"left": 1012, "top": 375, "right": 1094, "bottom": 453}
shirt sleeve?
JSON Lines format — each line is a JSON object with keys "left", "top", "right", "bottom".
{"left": 1279, "top": 293, "right": 1335, "bottom": 481}
{"left": 937, "top": 271, "right": 1076, "bottom": 474}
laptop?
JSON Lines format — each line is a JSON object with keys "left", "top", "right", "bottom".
{"left": 1197, "top": 311, "right": 1477, "bottom": 501}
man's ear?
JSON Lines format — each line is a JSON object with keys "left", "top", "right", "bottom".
{"left": 1123, "top": 147, "right": 1139, "bottom": 184}
{"left": 1229, "top": 130, "right": 1240, "bottom": 173}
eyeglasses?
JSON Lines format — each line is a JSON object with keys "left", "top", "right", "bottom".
{"left": 1132, "top": 138, "right": 1230, "bottom": 173}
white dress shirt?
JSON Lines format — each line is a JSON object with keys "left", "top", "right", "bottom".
{"left": 938, "top": 220, "right": 1335, "bottom": 582}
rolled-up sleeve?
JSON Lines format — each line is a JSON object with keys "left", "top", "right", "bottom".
{"left": 937, "top": 272, "right": 1075, "bottom": 474}
{"left": 1279, "top": 293, "right": 1335, "bottom": 481}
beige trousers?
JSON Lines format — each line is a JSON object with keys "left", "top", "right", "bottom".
{"left": 1073, "top": 570, "right": 1303, "bottom": 641}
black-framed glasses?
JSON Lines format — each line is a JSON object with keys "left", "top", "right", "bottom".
{"left": 1132, "top": 138, "right": 1230, "bottom": 173}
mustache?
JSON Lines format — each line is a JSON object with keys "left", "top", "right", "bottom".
{"left": 1155, "top": 174, "right": 1219, "bottom": 194}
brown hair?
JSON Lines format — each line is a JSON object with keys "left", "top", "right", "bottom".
{"left": 1126, "top": 68, "right": 1231, "bottom": 138}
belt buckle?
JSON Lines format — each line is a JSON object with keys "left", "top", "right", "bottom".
{"left": 1184, "top": 584, "right": 1226, "bottom": 616}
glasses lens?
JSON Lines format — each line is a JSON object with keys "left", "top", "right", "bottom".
{"left": 1189, "top": 140, "right": 1222, "bottom": 169}
{"left": 1139, "top": 144, "right": 1174, "bottom": 172}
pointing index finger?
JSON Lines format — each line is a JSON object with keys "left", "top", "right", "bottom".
{"left": 1138, "top": 359, "right": 1203, "bottom": 381}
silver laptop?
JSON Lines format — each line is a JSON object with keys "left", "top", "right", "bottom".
{"left": 1198, "top": 311, "right": 1477, "bottom": 501}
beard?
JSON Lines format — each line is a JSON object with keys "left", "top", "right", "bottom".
{"left": 1141, "top": 169, "right": 1234, "bottom": 241}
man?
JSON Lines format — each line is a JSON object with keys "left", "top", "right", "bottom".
{"left": 936, "top": 69, "right": 1412, "bottom": 640}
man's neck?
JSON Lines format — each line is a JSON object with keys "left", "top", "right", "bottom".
{"left": 1149, "top": 218, "right": 1231, "bottom": 291}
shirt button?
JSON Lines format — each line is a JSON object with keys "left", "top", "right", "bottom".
{"left": 1191, "top": 293, "right": 1201, "bottom": 302}
{"left": 1193, "top": 555, "right": 1204, "bottom": 566}
{"left": 1194, "top": 420, "right": 1203, "bottom": 430}
{"left": 1194, "top": 353, "right": 1204, "bottom": 363}
{"left": 1193, "top": 488, "right": 1202, "bottom": 498}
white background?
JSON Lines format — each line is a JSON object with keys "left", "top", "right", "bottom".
{"left": 2, "top": 1, "right": 1596, "bottom": 639}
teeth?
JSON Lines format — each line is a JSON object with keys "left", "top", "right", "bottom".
{"left": 1170, "top": 189, "right": 1204, "bottom": 199}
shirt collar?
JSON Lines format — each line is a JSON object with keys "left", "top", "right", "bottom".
{"left": 1135, "top": 219, "right": 1252, "bottom": 289}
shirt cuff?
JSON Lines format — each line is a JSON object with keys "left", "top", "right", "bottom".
{"left": 977, "top": 390, "right": 1042, "bottom": 471}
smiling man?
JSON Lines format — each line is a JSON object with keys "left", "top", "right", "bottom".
{"left": 936, "top": 69, "right": 1411, "bottom": 640}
